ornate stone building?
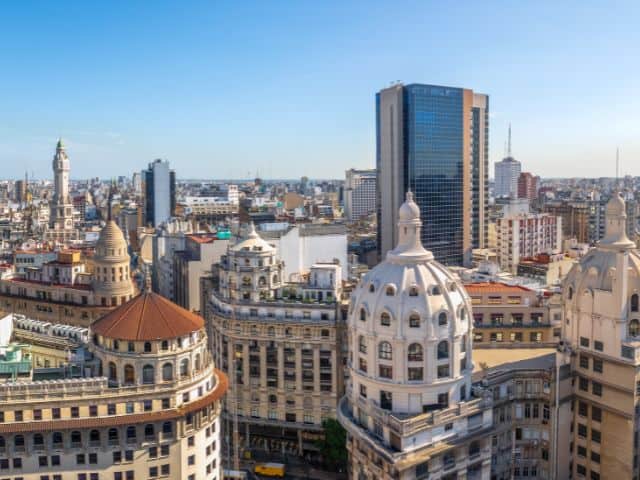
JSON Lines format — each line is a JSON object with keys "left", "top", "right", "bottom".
{"left": 205, "top": 224, "right": 344, "bottom": 458}
{"left": 341, "top": 191, "right": 640, "bottom": 480}
{"left": 0, "top": 214, "right": 135, "bottom": 326}
{"left": 0, "top": 291, "right": 227, "bottom": 480}
{"left": 338, "top": 193, "right": 493, "bottom": 479}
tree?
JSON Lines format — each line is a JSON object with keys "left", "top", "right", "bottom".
{"left": 316, "top": 418, "right": 347, "bottom": 472}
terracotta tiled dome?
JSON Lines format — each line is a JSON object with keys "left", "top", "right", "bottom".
{"left": 92, "top": 291, "right": 204, "bottom": 340}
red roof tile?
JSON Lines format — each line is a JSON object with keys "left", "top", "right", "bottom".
{"left": 92, "top": 292, "right": 204, "bottom": 340}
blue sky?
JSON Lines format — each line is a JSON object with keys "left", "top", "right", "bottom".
{"left": 1, "top": 1, "right": 639, "bottom": 180}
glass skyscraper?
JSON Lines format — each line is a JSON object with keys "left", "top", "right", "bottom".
{"left": 376, "top": 83, "right": 488, "bottom": 266}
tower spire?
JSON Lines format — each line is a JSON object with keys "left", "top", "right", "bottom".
{"left": 107, "top": 180, "right": 114, "bottom": 221}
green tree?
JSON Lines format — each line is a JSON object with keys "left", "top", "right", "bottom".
{"left": 316, "top": 418, "right": 347, "bottom": 472}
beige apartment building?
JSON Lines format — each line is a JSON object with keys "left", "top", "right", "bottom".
{"left": 205, "top": 224, "right": 344, "bottom": 459}
{"left": 465, "top": 282, "right": 562, "bottom": 347}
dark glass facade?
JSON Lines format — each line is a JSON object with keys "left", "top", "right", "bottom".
{"left": 403, "top": 84, "right": 466, "bottom": 265}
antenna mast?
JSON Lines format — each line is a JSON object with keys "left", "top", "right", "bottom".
{"left": 507, "top": 123, "right": 512, "bottom": 157}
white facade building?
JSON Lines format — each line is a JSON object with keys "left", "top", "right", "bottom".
{"left": 259, "top": 223, "right": 348, "bottom": 280}
{"left": 496, "top": 212, "right": 562, "bottom": 274}
{"left": 344, "top": 169, "right": 376, "bottom": 221}
{"left": 494, "top": 157, "right": 521, "bottom": 198}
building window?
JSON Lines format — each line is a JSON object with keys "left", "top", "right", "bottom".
{"left": 378, "top": 342, "right": 392, "bottom": 360}
{"left": 142, "top": 365, "right": 155, "bottom": 384}
{"left": 380, "top": 312, "right": 391, "bottom": 326}
{"left": 359, "top": 384, "right": 367, "bottom": 398}
{"left": 379, "top": 365, "right": 392, "bottom": 379}
{"left": 579, "top": 377, "right": 588, "bottom": 391}
{"left": 359, "top": 308, "right": 366, "bottom": 321}
{"left": 593, "top": 358, "right": 603, "bottom": 373}
{"left": 579, "top": 355, "right": 589, "bottom": 369}
{"left": 592, "top": 382, "right": 602, "bottom": 396}
{"left": 408, "top": 343, "right": 423, "bottom": 362}
{"left": 358, "top": 336, "right": 366, "bottom": 354}
{"left": 409, "top": 313, "right": 420, "bottom": 327}
{"left": 408, "top": 367, "right": 423, "bottom": 381}
{"left": 438, "top": 312, "right": 448, "bottom": 326}
{"left": 630, "top": 319, "right": 640, "bottom": 337}
{"left": 592, "top": 406, "right": 602, "bottom": 422}
{"left": 124, "top": 365, "right": 135, "bottom": 385}
{"left": 437, "top": 365, "right": 450, "bottom": 378}
{"left": 162, "top": 363, "right": 173, "bottom": 381}
{"left": 580, "top": 337, "right": 589, "bottom": 347}
{"left": 632, "top": 293, "right": 639, "bottom": 312}
{"left": 594, "top": 340, "right": 603, "bottom": 351}
{"left": 380, "top": 391, "right": 392, "bottom": 410}
{"left": 437, "top": 341, "right": 449, "bottom": 359}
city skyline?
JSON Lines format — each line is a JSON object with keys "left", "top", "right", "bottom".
{"left": 1, "top": 1, "right": 639, "bottom": 179}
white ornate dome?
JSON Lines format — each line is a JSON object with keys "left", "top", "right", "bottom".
{"left": 348, "top": 192, "right": 472, "bottom": 415}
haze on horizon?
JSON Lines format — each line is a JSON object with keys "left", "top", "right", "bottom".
{"left": 1, "top": 1, "right": 638, "bottom": 180}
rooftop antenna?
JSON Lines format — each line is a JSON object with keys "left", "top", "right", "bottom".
{"left": 616, "top": 147, "right": 620, "bottom": 183}
{"left": 507, "top": 123, "right": 512, "bottom": 157}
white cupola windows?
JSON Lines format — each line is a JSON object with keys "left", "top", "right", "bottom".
{"left": 409, "top": 313, "right": 420, "bottom": 328}
{"left": 438, "top": 312, "right": 448, "bottom": 326}
{"left": 380, "top": 312, "right": 391, "bottom": 326}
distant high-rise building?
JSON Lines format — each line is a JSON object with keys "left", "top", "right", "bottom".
{"left": 494, "top": 157, "right": 521, "bottom": 198}
{"left": 14, "top": 179, "right": 26, "bottom": 204}
{"left": 376, "top": 83, "right": 488, "bottom": 266}
{"left": 517, "top": 171, "right": 539, "bottom": 201}
{"left": 494, "top": 125, "right": 521, "bottom": 198}
{"left": 143, "top": 159, "right": 176, "bottom": 227}
{"left": 344, "top": 168, "right": 376, "bottom": 221}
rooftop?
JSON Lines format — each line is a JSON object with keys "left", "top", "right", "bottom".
{"left": 472, "top": 348, "right": 556, "bottom": 381}
{"left": 92, "top": 291, "right": 204, "bottom": 341}
{"left": 463, "top": 282, "right": 532, "bottom": 295}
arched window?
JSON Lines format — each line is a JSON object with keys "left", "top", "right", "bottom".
{"left": 33, "top": 433, "right": 44, "bottom": 446}
{"left": 144, "top": 342, "right": 152, "bottom": 353}
{"left": 124, "top": 364, "right": 135, "bottom": 385}
{"left": 269, "top": 394, "right": 277, "bottom": 403}
{"left": 385, "top": 285, "right": 395, "bottom": 296}
{"left": 52, "top": 431, "right": 63, "bottom": 446}
{"left": 409, "top": 286, "right": 419, "bottom": 297}
{"left": 162, "top": 362, "right": 173, "bottom": 381}
{"left": 89, "top": 430, "right": 100, "bottom": 444}
{"left": 568, "top": 287, "right": 574, "bottom": 300}
{"left": 461, "top": 335, "right": 467, "bottom": 353}
{"left": 632, "top": 294, "right": 639, "bottom": 312}
{"left": 180, "top": 359, "right": 190, "bottom": 378}
{"left": 144, "top": 424, "right": 155, "bottom": 439}
{"left": 380, "top": 312, "right": 391, "bottom": 326}
{"left": 273, "top": 274, "right": 278, "bottom": 283}
{"left": 142, "top": 364, "right": 155, "bottom": 384}
{"left": 108, "top": 362, "right": 117, "bottom": 382}
{"left": 408, "top": 343, "right": 423, "bottom": 362}
{"left": 369, "top": 284, "right": 375, "bottom": 293}
{"left": 161, "top": 340, "right": 169, "bottom": 351}
{"left": 126, "top": 426, "right": 137, "bottom": 443}
{"left": 438, "top": 312, "right": 448, "bottom": 326}
{"left": 360, "top": 308, "right": 366, "bottom": 321}
{"left": 259, "top": 276, "right": 266, "bottom": 286}
{"left": 432, "top": 286, "right": 441, "bottom": 295}
{"left": 437, "top": 341, "right": 449, "bottom": 359}
{"left": 358, "top": 336, "right": 367, "bottom": 354}
{"left": 242, "top": 276, "right": 251, "bottom": 286}
{"left": 630, "top": 319, "right": 640, "bottom": 337}
{"left": 108, "top": 428, "right": 118, "bottom": 443}
{"left": 195, "top": 354, "right": 201, "bottom": 371}
{"left": 409, "top": 313, "right": 420, "bottom": 328}
{"left": 378, "top": 341, "right": 392, "bottom": 360}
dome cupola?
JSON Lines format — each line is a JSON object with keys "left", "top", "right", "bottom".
{"left": 347, "top": 192, "right": 473, "bottom": 416}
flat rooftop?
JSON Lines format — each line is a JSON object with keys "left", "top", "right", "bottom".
{"left": 472, "top": 347, "right": 556, "bottom": 381}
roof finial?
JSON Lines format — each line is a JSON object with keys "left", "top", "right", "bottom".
{"left": 406, "top": 190, "right": 414, "bottom": 203}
